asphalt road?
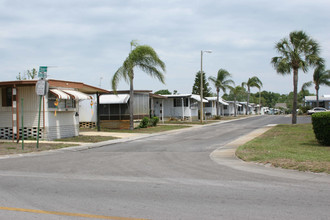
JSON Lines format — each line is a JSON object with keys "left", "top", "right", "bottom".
{"left": 0, "top": 115, "right": 329, "bottom": 220}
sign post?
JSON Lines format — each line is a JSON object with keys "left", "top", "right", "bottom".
{"left": 38, "top": 66, "right": 48, "bottom": 78}
{"left": 36, "top": 66, "right": 48, "bottom": 149}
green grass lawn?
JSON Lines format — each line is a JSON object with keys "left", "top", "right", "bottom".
{"left": 236, "top": 124, "right": 330, "bottom": 173}
{"left": 0, "top": 142, "right": 78, "bottom": 155}
{"left": 81, "top": 125, "right": 190, "bottom": 134}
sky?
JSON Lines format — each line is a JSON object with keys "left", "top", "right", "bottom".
{"left": 1, "top": 0, "right": 330, "bottom": 96}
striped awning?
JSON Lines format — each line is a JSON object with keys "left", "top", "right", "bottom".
{"left": 62, "top": 89, "right": 92, "bottom": 100}
{"left": 50, "top": 89, "right": 71, "bottom": 100}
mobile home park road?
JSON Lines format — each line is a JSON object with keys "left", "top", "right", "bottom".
{"left": 0, "top": 116, "right": 329, "bottom": 220}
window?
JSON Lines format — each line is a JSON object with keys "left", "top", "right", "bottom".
{"left": 224, "top": 105, "right": 228, "bottom": 110}
{"left": 191, "top": 99, "right": 198, "bottom": 109}
{"left": 173, "top": 98, "right": 188, "bottom": 107}
{"left": 48, "top": 93, "right": 76, "bottom": 109}
{"left": 205, "top": 101, "right": 212, "bottom": 107}
{"left": 1, "top": 87, "right": 12, "bottom": 107}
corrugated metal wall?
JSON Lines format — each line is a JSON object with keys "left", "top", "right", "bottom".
{"left": 0, "top": 86, "right": 43, "bottom": 127}
{"left": 133, "top": 93, "right": 149, "bottom": 116}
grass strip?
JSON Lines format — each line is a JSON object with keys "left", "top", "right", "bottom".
{"left": 236, "top": 124, "right": 330, "bottom": 173}
{"left": 0, "top": 142, "right": 78, "bottom": 155}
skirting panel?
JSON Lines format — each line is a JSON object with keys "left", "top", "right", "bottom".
{"left": 79, "top": 122, "right": 96, "bottom": 128}
{"left": 0, "top": 127, "right": 43, "bottom": 140}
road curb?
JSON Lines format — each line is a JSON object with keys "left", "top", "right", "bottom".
{"left": 209, "top": 125, "right": 330, "bottom": 183}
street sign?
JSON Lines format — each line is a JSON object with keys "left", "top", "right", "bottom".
{"left": 38, "top": 66, "right": 48, "bottom": 78}
{"left": 35, "top": 79, "right": 49, "bottom": 96}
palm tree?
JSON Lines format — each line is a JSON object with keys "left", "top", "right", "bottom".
{"left": 208, "top": 69, "right": 234, "bottom": 116}
{"left": 229, "top": 85, "right": 245, "bottom": 117}
{"left": 112, "top": 42, "right": 166, "bottom": 130}
{"left": 299, "top": 81, "right": 312, "bottom": 105}
{"left": 312, "top": 64, "right": 330, "bottom": 107}
{"left": 271, "top": 30, "right": 321, "bottom": 124}
{"left": 242, "top": 76, "right": 262, "bottom": 115}
{"left": 301, "top": 81, "right": 312, "bottom": 94}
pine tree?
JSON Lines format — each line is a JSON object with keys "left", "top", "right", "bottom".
{"left": 192, "top": 71, "right": 212, "bottom": 97}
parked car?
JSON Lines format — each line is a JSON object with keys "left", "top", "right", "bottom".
{"left": 307, "top": 107, "right": 329, "bottom": 115}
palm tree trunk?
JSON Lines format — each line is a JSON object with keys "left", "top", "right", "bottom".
{"left": 246, "top": 87, "right": 250, "bottom": 115}
{"left": 316, "top": 86, "right": 319, "bottom": 107}
{"left": 259, "top": 89, "right": 261, "bottom": 115}
{"left": 129, "top": 74, "right": 134, "bottom": 130}
{"left": 234, "top": 97, "right": 237, "bottom": 117}
{"left": 216, "top": 88, "right": 219, "bottom": 116}
{"left": 292, "top": 68, "right": 298, "bottom": 124}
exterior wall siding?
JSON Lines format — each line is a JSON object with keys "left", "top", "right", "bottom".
{"left": 78, "top": 94, "right": 97, "bottom": 122}
{"left": 0, "top": 86, "right": 45, "bottom": 139}
{"left": 45, "top": 124, "right": 79, "bottom": 140}
{"left": 44, "top": 92, "right": 79, "bottom": 139}
{"left": 133, "top": 93, "right": 149, "bottom": 116}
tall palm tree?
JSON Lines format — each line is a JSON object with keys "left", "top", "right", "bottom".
{"left": 271, "top": 30, "right": 321, "bottom": 124}
{"left": 242, "top": 76, "right": 262, "bottom": 115}
{"left": 229, "top": 85, "right": 245, "bottom": 117}
{"left": 312, "top": 64, "right": 330, "bottom": 107}
{"left": 208, "top": 69, "right": 234, "bottom": 116}
{"left": 112, "top": 43, "right": 166, "bottom": 130}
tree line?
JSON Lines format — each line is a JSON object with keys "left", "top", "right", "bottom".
{"left": 16, "top": 31, "right": 328, "bottom": 127}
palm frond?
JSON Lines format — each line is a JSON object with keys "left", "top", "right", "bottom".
{"left": 111, "top": 66, "right": 128, "bottom": 93}
{"left": 138, "top": 63, "right": 165, "bottom": 84}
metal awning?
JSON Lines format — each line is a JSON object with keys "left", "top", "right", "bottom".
{"left": 50, "top": 89, "right": 71, "bottom": 100}
{"left": 62, "top": 89, "right": 92, "bottom": 100}
{"left": 191, "top": 95, "right": 208, "bottom": 103}
{"left": 100, "top": 94, "right": 130, "bottom": 104}
{"left": 219, "top": 99, "right": 229, "bottom": 106}
{"left": 205, "top": 97, "right": 229, "bottom": 105}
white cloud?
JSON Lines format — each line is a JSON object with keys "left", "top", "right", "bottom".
{"left": 0, "top": 0, "right": 329, "bottom": 95}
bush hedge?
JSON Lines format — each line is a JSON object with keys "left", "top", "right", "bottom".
{"left": 139, "top": 116, "right": 160, "bottom": 128}
{"left": 139, "top": 117, "right": 149, "bottom": 128}
{"left": 149, "top": 116, "right": 159, "bottom": 127}
{"left": 311, "top": 111, "right": 330, "bottom": 146}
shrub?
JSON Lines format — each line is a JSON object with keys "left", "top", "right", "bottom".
{"left": 149, "top": 116, "right": 159, "bottom": 127}
{"left": 139, "top": 117, "right": 149, "bottom": 128}
{"left": 213, "top": 116, "right": 221, "bottom": 120}
{"left": 311, "top": 112, "right": 330, "bottom": 146}
{"left": 300, "top": 106, "right": 312, "bottom": 114}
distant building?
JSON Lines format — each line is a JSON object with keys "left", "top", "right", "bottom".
{"left": 305, "top": 95, "right": 330, "bottom": 109}
{"left": 161, "top": 94, "right": 208, "bottom": 121}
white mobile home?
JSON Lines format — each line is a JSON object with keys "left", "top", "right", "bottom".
{"left": 0, "top": 80, "right": 107, "bottom": 140}
{"left": 205, "top": 97, "right": 229, "bottom": 117}
{"left": 160, "top": 94, "right": 208, "bottom": 121}
{"left": 223, "top": 101, "right": 243, "bottom": 116}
